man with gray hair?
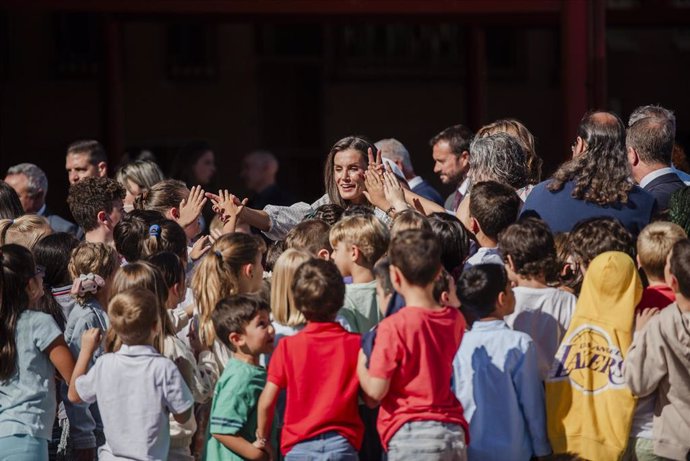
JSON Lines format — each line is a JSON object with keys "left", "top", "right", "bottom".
{"left": 5, "top": 163, "right": 79, "bottom": 235}
{"left": 376, "top": 138, "right": 444, "bottom": 205}
{"left": 468, "top": 133, "right": 529, "bottom": 192}
{"left": 626, "top": 104, "right": 685, "bottom": 210}
{"left": 241, "top": 150, "right": 294, "bottom": 210}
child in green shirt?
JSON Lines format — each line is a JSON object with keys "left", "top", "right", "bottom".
{"left": 205, "top": 294, "right": 275, "bottom": 461}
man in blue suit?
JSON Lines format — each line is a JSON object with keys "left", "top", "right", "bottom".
{"left": 627, "top": 104, "right": 686, "bottom": 212}
{"left": 375, "top": 138, "right": 444, "bottom": 206}
{"left": 5, "top": 163, "right": 80, "bottom": 236}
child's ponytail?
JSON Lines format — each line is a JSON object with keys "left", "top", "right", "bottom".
{"left": 68, "top": 242, "right": 119, "bottom": 304}
{"left": 0, "top": 244, "right": 36, "bottom": 381}
{"left": 192, "top": 233, "right": 262, "bottom": 346}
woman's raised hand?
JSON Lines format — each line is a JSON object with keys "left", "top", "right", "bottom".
{"left": 367, "top": 147, "right": 385, "bottom": 175}
{"left": 210, "top": 189, "right": 247, "bottom": 222}
{"left": 178, "top": 185, "right": 207, "bottom": 229}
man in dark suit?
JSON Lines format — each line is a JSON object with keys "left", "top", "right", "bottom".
{"left": 5, "top": 163, "right": 80, "bottom": 236}
{"left": 429, "top": 124, "right": 474, "bottom": 212}
{"left": 376, "top": 138, "right": 444, "bottom": 206}
{"left": 627, "top": 105, "right": 685, "bottom": 211}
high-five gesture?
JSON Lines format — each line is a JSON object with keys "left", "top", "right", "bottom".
{"left": 178, "top": 185, "right": 207, "bottom": 229}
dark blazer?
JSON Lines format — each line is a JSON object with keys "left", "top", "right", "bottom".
{"left": 41, "top": 208, "right": 80, "bottom": 237}
{"left": 643, "top": 171, "right": 686, "bottom": 211}
{"left": 521, "top": 179, "right": 657, "bottom": 238}
{"left": 411, "top": 178, "right": 444, "bottom": 206}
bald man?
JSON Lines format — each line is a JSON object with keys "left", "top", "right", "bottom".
{"left": 241, "top": 150, "right": 295, "bottom": 210}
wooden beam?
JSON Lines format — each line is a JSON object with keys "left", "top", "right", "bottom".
{"left": 102, "top": 15, "right": 125, "bottom": 169}
{"left": 561, "top": 0, "right": 588, "bottom": 160}
{"left": 466, "top": 26, "right": 487, "bottom": 132}
{"left": 2, "top": 0, "right": 561, "bottom": 15}
{"left": 591, "top": 0, "right": 606, "bottom": 109}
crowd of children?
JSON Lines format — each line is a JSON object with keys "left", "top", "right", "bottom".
{"left": 2, "top": 112, "right": 690, "bottom": 461}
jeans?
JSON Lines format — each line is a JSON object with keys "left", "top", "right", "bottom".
{"left": 285, "top": 431, "right": 358, "bottom": 461}
{"left": 0, "top": 434, "right": 49, "bottom": 461}
{"left": 387, "top": 421, "right": 467, "bottom": 461}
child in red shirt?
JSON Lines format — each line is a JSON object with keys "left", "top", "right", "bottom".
{"left": 358, "top": 229, "right": 469, "bottom": 461}
{"left": 256, "top": 259, "right": 363, "bottom": 460}
{"left": 636, "top": 222, "right": 686, "bottom": 313}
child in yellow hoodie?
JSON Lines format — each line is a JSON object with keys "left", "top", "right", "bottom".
{"left": 546, "top": 251, "right": 642, "bottom": 461}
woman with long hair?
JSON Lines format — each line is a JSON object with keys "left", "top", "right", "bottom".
{"left": 210, "top": 136, "right": 444, "bottom": 241}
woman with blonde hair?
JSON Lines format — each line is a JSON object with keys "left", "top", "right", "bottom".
{"left": 116, "top": 160, "right": 165, "bottom": 211}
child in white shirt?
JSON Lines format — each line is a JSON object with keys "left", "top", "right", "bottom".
{"left": 68, "top": 287, "right": 193, "bottom": 461}
{"left": 498, "top": 218, "right": 576, "bottom": 380}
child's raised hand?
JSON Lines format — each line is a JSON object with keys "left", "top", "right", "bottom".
{"left": 80, "top": 328, "right": 102, "bottom": 357}
{"left": 190, "top": 235, "right": 211, "bottom": 262}
{"left": 635, "top": 307, "right": 660, "bottom": 332}
{"left": 362, "top": 170, "right": 387, "bottom": 210}
{"left": 178, "top": 185, "right": 207, "bottom": 229}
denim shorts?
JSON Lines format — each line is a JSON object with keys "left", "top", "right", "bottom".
{"left": 285, "top": 431, "right": 358, "bottom": 461}
{"left": 0, "top": 434, "right": 48, "bottom": 461}
{"left": 387, "top": 420, "right": 467, "bottom": 461}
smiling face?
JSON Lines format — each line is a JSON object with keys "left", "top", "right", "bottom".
{"left": 333, "top": 149, "right": 367, "bottom": 203}
{"left": 241, "top": 310, "right": 275, "bottom": 355}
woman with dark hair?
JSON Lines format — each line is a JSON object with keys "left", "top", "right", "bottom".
{"left": 170, "top": 140, "right": 216, "bottom": 188}
{"left": 0, "top": 180, "right": 25, "bottom": 219}
{"left": 213, "top": 136, "right": 443, "bottom": 241}
{"left": 521, "top": 111, "right": 657, "bottom": 236}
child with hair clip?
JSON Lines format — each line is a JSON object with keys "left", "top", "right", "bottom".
{"left": 110, "top": 261, "right": 210, "bottom": 460}
{"left": 190, "top": 233, "right": 265, "bottom": 453}
{"left": 0, "top": 244, "right": 76, "bottom": 459}
{"left": 142, "top": 222, "right": 197, "bottom": 332}
{"left": 68, "top": 288, "right": 194, "bottom": 461}
{"left": 62, "top": 241, "right": 119, "bottom": 459}
{"left": 191, "top": 232, "right": 266, "bottom": 374}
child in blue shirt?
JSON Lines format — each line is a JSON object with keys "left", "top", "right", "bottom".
{"left": 62, "top": 241, "right": 119, "bottom": 457}
{"left": 453, "top": 264, "right": 551, "bottom": 461}
{"left": 0, "top": 244, "right": 76, "bottom": 459}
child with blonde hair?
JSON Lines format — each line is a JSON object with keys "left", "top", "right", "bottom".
{"left": 68, "top": 288, "right": 194, "bottom": 460}
{"left": 191, "top": 233, "right": 265, "bottom": 373}
{"left": 190, "top": 232, "right": 265, "bottom": 451}
{"left": 270, "top": 249, "right": 312, "bottom": 343}
{"left": 636, "top": 221, "right": 687, "bottom": 313}
{"left": 111, "top": 261, "right": 211, "bottom": 460}
{"left": 0, "top": 215, "right": 52, "bottom": 249}
{"left": 330, "top": 215, "right": 390, "bottom": 333}
{"left": 62, "top": 241, "right": 119, "bottom": 458}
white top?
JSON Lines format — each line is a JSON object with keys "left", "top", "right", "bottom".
{"left": 672, "top": 166, "right": 690, "bottom": 185}
{"left": 76, "top": 344, "right": 194, "bottom": 461}
{"left": 504, "top": 286, "right": 576, "bottom": 380}
{"left": 407, "top": 176, "right": 423, "bottom": 189}
{"left": 639, "top": 167, "right": 676, "bottom": 188}
{"left": 464, "top": 246, "right": 504, "bottom": 270}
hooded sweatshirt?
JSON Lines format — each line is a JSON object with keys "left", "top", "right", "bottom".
{"left": 624, "top": 303, "right": 690, "bottom": 460}
{"left": 546, "top": 252, "right": 642, "bottom": 461}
